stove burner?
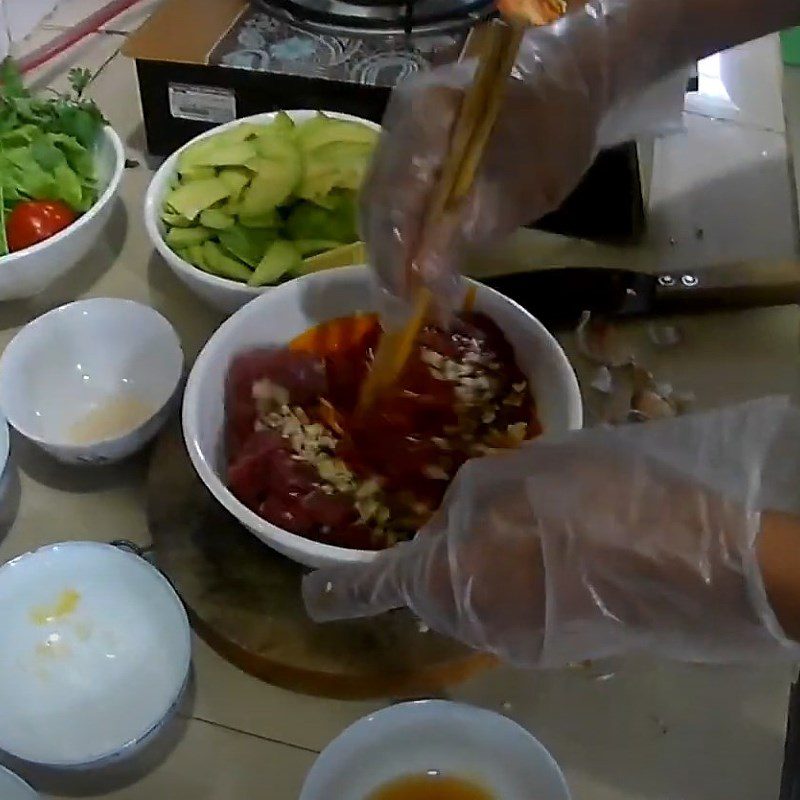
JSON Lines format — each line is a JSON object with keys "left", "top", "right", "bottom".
{"left": 213, "top": 8, "right": 470, "bottom": 88}
{"left": 255, "top": 0, "right": 492, "bottom": 35}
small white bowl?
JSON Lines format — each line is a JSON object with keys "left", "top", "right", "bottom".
{"left": 0, "top": 298, "right": 183, "bottom": 465}
{"left": 300, "top": 700, "right": 571, "bottom": 800}
{"left": 144, "top": 110, "right": 381, "bottom": 315}
{"left": 183, "top": 265, "right": 582, "bottom": 569}
{"left": 0, "top": 541, "right": 191, "bottom": 768}
{"left": 0, "top": 127, "right": 125, "bottom": 301}
{"left": 0, "top": 413, "right": 9, "bottom": 478}
{"left": 0, "top": 766, "right": 39, "bottom": 800}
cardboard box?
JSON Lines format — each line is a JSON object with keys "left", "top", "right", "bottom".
{"left": 125, "top": 0, "right": 647, "bottom": 241}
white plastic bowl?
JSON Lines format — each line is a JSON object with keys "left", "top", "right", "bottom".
{"left": 183, "top": 265, "right": 582, "bottom": 569}
{"left": 0, "top": 412, "right": 9, "bottom": 479}
{"left": 0, "top": 298, "right": 183, "bottom": 465}
{"left": 144, "top": 110, "right": 381, "bottom": 315}
{"left": 0, "top": 766, "right": 39, "bottom": 800}
{"left": 0, "top": 541, "right": 191, "bottom": 768}
{"left": 300, "top": 700, "right": 571, "bottom": 800}
{"left": 0, "top": 126, "right": 125, "bottom": 300}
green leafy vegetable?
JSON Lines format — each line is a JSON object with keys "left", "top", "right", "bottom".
{"left": 0, "top": 185, "right": 7, "bottom": 256}
{"left": 0, "top": 57, "right": 107, "bottom": 233}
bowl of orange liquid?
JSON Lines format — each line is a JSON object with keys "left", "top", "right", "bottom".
{"left": 299, "top": 700, "right": 570, "bottom": 800}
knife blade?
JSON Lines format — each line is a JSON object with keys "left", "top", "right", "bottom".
{"left": 475, "top": 260, "right": 800, "bottom": 331}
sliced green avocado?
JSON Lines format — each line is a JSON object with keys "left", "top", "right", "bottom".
{"left": 217, "top": 225, "right": 275, "bottom": 268}
{"left": 161, "top": 210, "right": 194, "bottom": 228}
{"left": 199, "top": 208, "right": 235, "bottom": 230}
{"left": 292, "top": 239, "right": 343, "bottom": 257}
{"left": 238, "top": 156, "right": 301, "bottom": 213}
{"left": 178, "top": 165, "right": 216, "bottom": 180}
{"left": 248, "top": 240, "right": 300, "bottom": 286}
{"left": 165, "top": 225, "right": 214, "bottom": 249}
{"left": 295, "top": 114, "right": 378, "bottom": 152}
{"left": 164, "top": 178, "right": 231, "bottom": 220}
{"left": 202, "top": 240, "right": 253, "bottom": 282}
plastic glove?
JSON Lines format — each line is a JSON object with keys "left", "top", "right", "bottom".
{"left": 363, "top": 61, "right": 600, "bottom": 316}
{"left": 304, "top": 397, "right": 800, "bottom": 668}
{"left": 363, "top": 0, "right": 800, "bottom": 311}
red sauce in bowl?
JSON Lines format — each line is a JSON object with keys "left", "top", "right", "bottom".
{"left": 226, "top": 312, "right": 541, "bottom": 550}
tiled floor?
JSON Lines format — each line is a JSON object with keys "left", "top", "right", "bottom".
{"left": 39, "top": 0, "right": 163, "bottom": 33}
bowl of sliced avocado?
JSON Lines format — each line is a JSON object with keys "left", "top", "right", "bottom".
{"left": 144, "top": 110, "right": 379, "bottom": 314}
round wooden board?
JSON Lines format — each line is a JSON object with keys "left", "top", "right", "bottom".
{"left": 146, "top": 422, "right": 493, "bottom": 699}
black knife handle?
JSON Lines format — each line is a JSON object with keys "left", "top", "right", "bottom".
{"left": 653, "top": 261, "right": 800, "bottom": 315}
{"left": 479, "top": 267, "right": 655, "bottom": 331}
{"left": 477, "top": 261, "right": 800, "bottom": 331}
{"left": 780, "top": 671, "right": 800, "bottom": 800}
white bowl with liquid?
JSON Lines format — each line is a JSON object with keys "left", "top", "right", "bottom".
{"left": 0, "top": 766, "right": 39, "bottom": 799}
{"left": 300, "top": 700, "right": 571, "bottom": 800}
{"left": 0, "top": 541, "right": 191, "bottom": 768}
{"left": 0, "top": 298, "right": 183, "bottom": 465}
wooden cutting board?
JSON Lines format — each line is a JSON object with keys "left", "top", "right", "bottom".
{"left": 146, "top": 422, "right": 494, "bottom": 699}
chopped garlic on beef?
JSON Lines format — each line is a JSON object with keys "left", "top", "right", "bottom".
{"left": 421, "top": 348, "right": 444, "bottom": 368}
{"left": 507, "top": 422, "right": 528, "bottom": 442}
{"left": 355, "top": 478, "right": 382, "bottom": 499}
{"left": 252, "top": 378, "right": 290, "bottom": 406}
{"left": 423, "top": 464, "right": 449, "bottom": 481}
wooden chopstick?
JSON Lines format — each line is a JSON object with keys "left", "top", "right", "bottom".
{"left": 358, "top": 20, "right": 524, "bottom": 412}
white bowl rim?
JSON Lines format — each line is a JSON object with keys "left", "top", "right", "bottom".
{"left": 0, "top": 540, "right": 192, "bottom": 768}
{"left": 144, "top": 109, "right": 381, "bottom": 297}
{"left": 0, "top": 297, "right": 184, "bottom": 448}
{"left": 0, "top": 126, "right": 125, "bottom": 264}
{"left": 299, "top": 699, "right": 571, "bottom": 800}
{"left": 0, "top": 765, "right": 38, "bottom": 798}
{"left": 0, "top": 414, "right": 9, "bottom": 479}
{"left": 183, "top": 264, "right": 583, "bottom": 566}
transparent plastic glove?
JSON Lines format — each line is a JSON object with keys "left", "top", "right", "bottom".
{"left": 363, "top": 0, "right": 800, "bottom": 312}
{"left": 363, "top": 57, "right": 601, "bottom": 316}
{"left": 304, "top": 397, "right": 800, "bottom": 667}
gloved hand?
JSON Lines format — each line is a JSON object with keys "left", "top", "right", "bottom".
{"left": 362, "top": 48, "right": 602, "bottom": 316}
{"left": 304, "top": 397, "right": 800, "bottom": 667}
{"left": 363, "top": 0, "right": 800, "bottom": 311}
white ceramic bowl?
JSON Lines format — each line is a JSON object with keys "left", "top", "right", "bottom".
{"left": 144, "top": 110, "right": 380, "bottom": 315}
{"left": 0, "top": 766, "right": 39, "bottom": 800}
{"left": 0, "top": 541, "right": 191, "bottom": 768}
{"left": 0, "top": 412, "right": 9, "bottom": 479}
{"left": 300, "top": 700, "right": 571, "bottom": 800}
{"left": 0, "top": 298, "right": 183, "bottom": 465}
{"left": 0, "top": 127, "right": 125, "bottom": 300}
{"left": 183, "top": 265, "right": 582, "bottom": 569}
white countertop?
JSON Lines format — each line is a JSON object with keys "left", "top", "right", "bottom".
{"left": 1, "top": 4, "right": 800, "bottom": 799}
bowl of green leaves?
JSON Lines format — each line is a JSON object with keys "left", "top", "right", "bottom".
{"left": 0, "top": 60, "right": 125, "bottom": 300}
{"left": 144, "top": 110, "right": 379, "bottom": 314}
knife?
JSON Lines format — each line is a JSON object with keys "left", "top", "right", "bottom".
{"left": 475, "top": 260, "right": 800, "bottom": 331}
{"left": 781, "top": 670, "right": 800, "bottom": 800}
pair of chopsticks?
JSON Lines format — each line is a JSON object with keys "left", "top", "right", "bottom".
{"left": 357, "top": 19, "right": 527, "bottom": 412}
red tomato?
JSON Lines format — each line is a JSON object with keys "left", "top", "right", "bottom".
{"left": 5, "top": 201, "right": 78, "bottom": 252}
